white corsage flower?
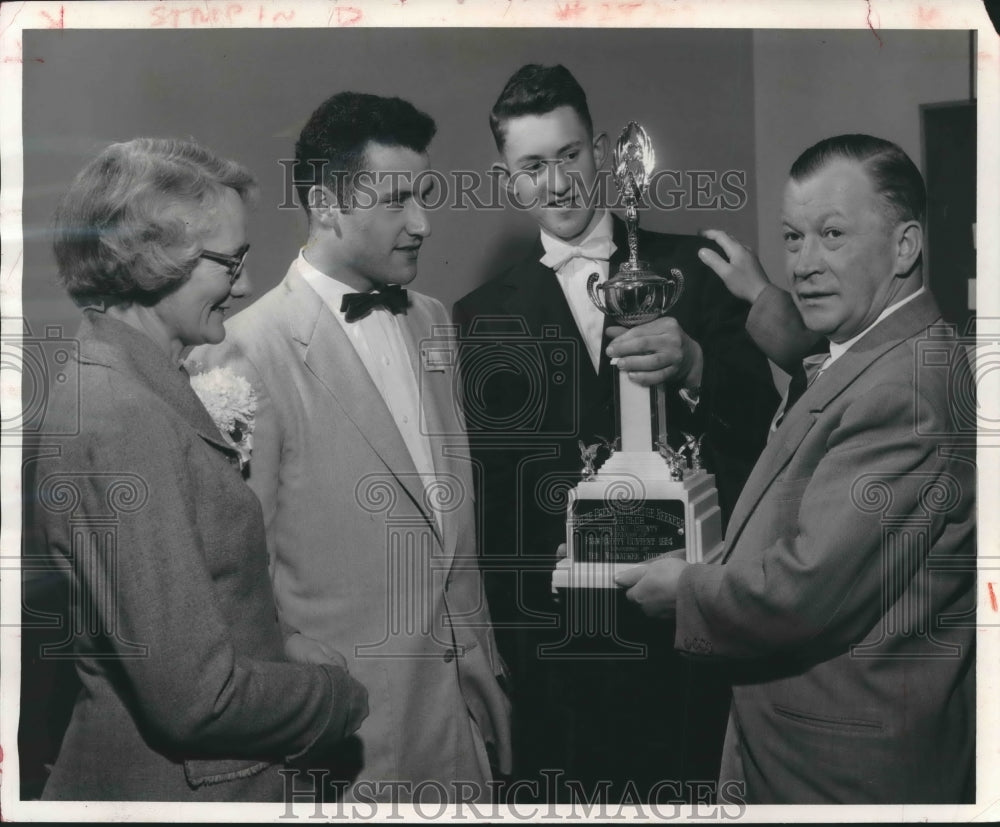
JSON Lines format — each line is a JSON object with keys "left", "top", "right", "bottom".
{"left": 189, "top": 365, "right": 258, "bottom": 471}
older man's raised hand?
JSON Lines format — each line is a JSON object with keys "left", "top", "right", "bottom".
{"left": 697, "top": 228, "right": 772, "bottom": 305}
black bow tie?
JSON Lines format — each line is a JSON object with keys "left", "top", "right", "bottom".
{"left": 340, "top": 284, "right": 409, "bottom": 323}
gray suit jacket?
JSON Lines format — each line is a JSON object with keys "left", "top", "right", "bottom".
{"left": 197, "top": 262, "right": 511, "bottom": 798}
{"left": 35, "top": 310, "right": 358, "bottom": 801}
{"left": 676, "top": 291, "right": 976, "bottom": 803}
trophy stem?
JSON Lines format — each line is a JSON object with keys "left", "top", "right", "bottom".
{"left": 555, "top": 120, "right": 726, "bottom": 594}
{"left": 618, "top": 369, "right": 655, "bottom": 452}
{"left": 654, "top": 383, "right": 668, "bottom": 447}
{"left": 624, "top": 177, "right": 641, "bottom": 270}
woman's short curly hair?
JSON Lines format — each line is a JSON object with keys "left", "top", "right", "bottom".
{"left": 53, "top": 138, "right": 258, "bottom": 306}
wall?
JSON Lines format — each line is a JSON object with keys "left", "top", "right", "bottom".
{"left": 21, "top": 27, "right": 973, "bottom": 366}
{"left": 21, "top": 27, "right": 758, "bottom": 336}
{"left": 752, "top": 29, "right": 972, "bottom": 297}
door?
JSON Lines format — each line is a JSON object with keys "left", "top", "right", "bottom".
{"left": 922, "top": 101, "right": 976, "bottom": 332}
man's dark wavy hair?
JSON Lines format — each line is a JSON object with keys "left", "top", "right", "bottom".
{"left": 294, "top": 92, "right": 436, "bottom": 214}
{"left": 790, "top": 134, "right": 926, "bottom": 225}
{"left": 489, "top": 64, "right": 593, "bottom": 152}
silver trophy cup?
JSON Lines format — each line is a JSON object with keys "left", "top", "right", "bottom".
{"left": 553, "top": 121, "right": 724, "bottom": 594}
{"left": 587, "top": 121, "right": 684, "bottom": 326}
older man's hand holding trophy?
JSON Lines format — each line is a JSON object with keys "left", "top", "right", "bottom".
{"left": 552, "top": 122, "right": 724, "bottom": 592}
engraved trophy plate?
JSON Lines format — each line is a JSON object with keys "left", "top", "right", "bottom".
{"left": 553, "top": 122, "right": 724, "bottom": 591}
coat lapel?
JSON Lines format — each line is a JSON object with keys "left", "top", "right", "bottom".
{"left": 282, "top": 267, "right": 438, "bottom": 535}
{"left": 502, "top": 242, "right": 614, "bottom": 408}
{"left": 500, "top": 248, "right": 568, "bottom": 336}
{"left": 79, "top": 311, "right": 239, "bottom": 459}
{"left": 397, "top": 305, "right": 464, "bottom": 557}
{"left": 720, "top": 407, "right": 817, "bottom": 558}
{"left": 609, "top": 214, "right": 629, "bottom": 274}
{"left": 722, "top": 291, "right": 943, "bottom": 560}
{"left": 396, "top": 305, "right": 446, "bottom": 479}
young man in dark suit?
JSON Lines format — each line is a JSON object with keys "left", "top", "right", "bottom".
{"left": 452, "top": 64, "right": 781, "bottom": 800}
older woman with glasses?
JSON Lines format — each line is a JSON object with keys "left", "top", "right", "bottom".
{"left": 33, "top": 138, "right": 368, "bottom": 801}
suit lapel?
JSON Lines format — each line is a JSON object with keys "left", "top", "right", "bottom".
{"left": 502, "top": 245, "right": 614, "bottom": 418}
{"left": 397, "top": 306, "right": 465, "bottom": 558}
{"left": 500, "top": 250, "right": 568, "bottom": 336}
{"left": 609, "top": 214, "right": 629, "bottom": 273}
{"left": 722, "top": 291, "right": 944, "bottom": 560}
{"left": 284, "top": 269, "right": 437, "bottom": 534}
{"left": 598, "top": 216, "right": 638, "bottom": 384}
{"left": 396, "top": 306, "right": 448, "bottom": 479}
{"left": 721, "top": 409, "right": 817, "bottom": 558}
{"left": 80, "top": 311, "right": 239, "bottom": 459}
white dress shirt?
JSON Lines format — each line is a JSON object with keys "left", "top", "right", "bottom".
{"left": 826, "top": 286, "right": 926, "bottom": 368}
{"left": 540, "top": 211, "right": 617, "bottom": 373}
{"left": 297, "top": 252, "right": 441, "bottom": 529}
{"left": 770, "top": 286, "right": 927, "bottom": 434}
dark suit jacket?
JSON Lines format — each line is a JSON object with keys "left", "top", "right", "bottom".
{"left": 676, "top": 292, "right": 976, "bottom": 803}
{"left": 453, "top": 216, "right": 779, "bottom": 623}
{"left": 32, "top": 311, "right": 356, "bottom": 801}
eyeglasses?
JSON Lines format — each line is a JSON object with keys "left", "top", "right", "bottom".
{"left": 199, "top": 244, "right": 250, "bottom": 284}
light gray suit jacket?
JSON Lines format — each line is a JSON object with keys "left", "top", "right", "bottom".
{"left": 676, "top": 292, "right": 975, "bottom": 803}
{"left": 196, "top": 262, "right": 511, "bottom": 798}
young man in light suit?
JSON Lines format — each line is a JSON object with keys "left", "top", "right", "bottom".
{"left": 198, "top": 93, "right": 511, "bottom": 803}
{"left": 619, "top": 135, "right": 976, "bottom": 803}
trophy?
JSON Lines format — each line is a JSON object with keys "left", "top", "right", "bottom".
{"left": 552, "top": 122, "right": 724, "bottom": 591}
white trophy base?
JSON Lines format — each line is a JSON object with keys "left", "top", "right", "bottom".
{"left": 552, "top": 452, "right": 724, "bottom": 591}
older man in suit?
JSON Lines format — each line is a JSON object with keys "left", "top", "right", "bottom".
{"left": 197, "top": 92, "right": 511, "bottom": 803}
{"left": 618, "top": 134, "right": 976, "bottom": 803}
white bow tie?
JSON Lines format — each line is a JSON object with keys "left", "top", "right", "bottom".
{"left": 540, "top": 235, "right": 616, "bottom": 271}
